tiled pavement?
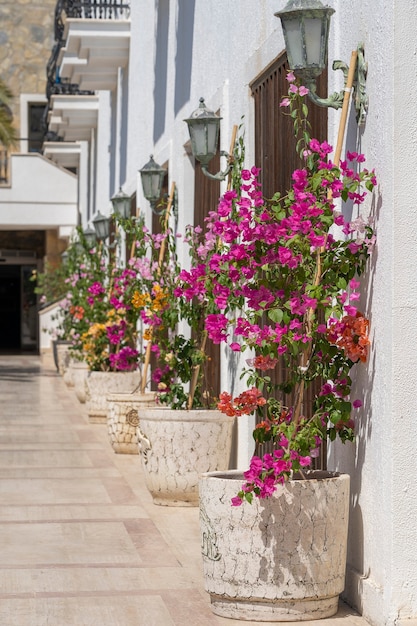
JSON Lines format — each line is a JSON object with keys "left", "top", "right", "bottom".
{"left": 0, "top": 354, "right": 370, "bottom": 626}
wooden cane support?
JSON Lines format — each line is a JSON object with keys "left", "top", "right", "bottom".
{"left": 293, "top": 50, "right": 358, "bottom": 422}
{"left": 140, "top": 182, "right": 176, "bottom": 394}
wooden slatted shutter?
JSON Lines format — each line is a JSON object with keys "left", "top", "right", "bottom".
{"left": 250, "top": 53, "right": 328, "bottom": 468}
{"left": 193, "top": 153, "right": 221, "bottom": 404}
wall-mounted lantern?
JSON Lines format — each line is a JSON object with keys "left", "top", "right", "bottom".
{"left": 184, "top": 98, "right": 233, "bottom": 181}
{"left": 275, "top": 0, "right": 368, "bottom": 124}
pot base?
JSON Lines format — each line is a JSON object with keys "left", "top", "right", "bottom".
{"left": 151, "top": 494, "right": 198, "bottom": 507}
{"left": 210, "top": 595, "right": 338, "bottom": 622}
{"left": 88, "top": 413, "right": 107, "bottom": 424}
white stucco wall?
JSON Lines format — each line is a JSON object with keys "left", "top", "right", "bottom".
{"left": 0, "top": 154, "right": 78, "bottom": 229}
{"left": 326, "top": 1, "right": 417, "bottom": 625}
{"left": 83, "top": 2, "right": 417, "bottom": 623}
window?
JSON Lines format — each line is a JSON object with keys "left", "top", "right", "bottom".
{"left": 28, "top": 104, "right": 45, "bottom": 153}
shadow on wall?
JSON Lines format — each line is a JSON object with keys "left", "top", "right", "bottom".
{"left": 154, "top": 0, "right": 170, "bottom": 143}
{"left": 174, "top": 0, "right": 195, "bottom": 116}
{"left": 154, "top": 0, "right": 195, "bottom": 143}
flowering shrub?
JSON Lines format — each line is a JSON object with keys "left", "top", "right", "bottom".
{"left": 167, "top": 131, "right": 246, "bottom": 409}
{"left": 178, "top": 78, "right": 376, "bottom": 504}
{"left": 78, "top": 265, "right": 141, "bottom": 371}
{"left": 45, "top": 227, "right": 141, "bottom": 371}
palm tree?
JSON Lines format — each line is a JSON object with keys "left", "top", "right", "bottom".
{"left": 0, "top": 79, "right": 17, "bottom": 148}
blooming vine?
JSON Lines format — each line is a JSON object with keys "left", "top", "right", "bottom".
{"left": 176, "top": 78, "right": 376, "bottom": 504}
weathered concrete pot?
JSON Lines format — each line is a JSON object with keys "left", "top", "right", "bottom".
{"left": 199, "top": 469, "right": 350, "bottom": 622}
{"left": 106, "top": 392, "right": 156, "bottom": 454}
{"left": 56, "top": 341, "right": 72, "bottom": 377}
{"left": 85, "top": 371, "right": 141, "bottom": 424}
{"left": 71, "top": 360, "right": 89, "bottom": 403}
{"left": 63, "top": 358, "right": 77, "bottom": 388}
{"left": 137, "top": 408, "right": 235, "bottom": 506}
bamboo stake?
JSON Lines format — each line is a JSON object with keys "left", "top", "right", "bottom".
{"left": 140, "top": 182, "right": 176, "bottom": 394}
{"left": 293, "top": 50, "right": 358, "bottom": 422}
{"left": 186, "top": 125, "right": 238, "bottom": 410}
{"left": 226, "top": 124, "right": 238, "bottom": 191}
{"left": 333, "top": 50, "right": 358, "bottom": 169}
{"left": 129, "top": 204, "right": 141, "bottom": 260}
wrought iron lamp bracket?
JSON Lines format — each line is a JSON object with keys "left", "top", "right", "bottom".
{"left": 304, "top": 44, "right": 368, "bottom": 125}
{"left": 151, "top": 188, "right": 178, "bottom": 220}
{"left": 201, "top": 150, "right": 233, "bottom": 181}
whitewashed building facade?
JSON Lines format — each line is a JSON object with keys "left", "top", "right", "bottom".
{"left": 0, "top": 1, "right": 416, "bottom": 624}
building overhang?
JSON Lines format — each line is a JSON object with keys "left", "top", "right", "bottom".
{"left": 43, "top": 141, "right": 81, "bottom": 170}
{"left": 48, "top": 94, "right": 99, "bottom": 142}
{"left": 58, "top": 19, "right": 130, "bottom": 91}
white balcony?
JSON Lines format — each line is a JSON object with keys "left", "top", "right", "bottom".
{"left": 58, "top": 19, "right": 130, "bottom": 91}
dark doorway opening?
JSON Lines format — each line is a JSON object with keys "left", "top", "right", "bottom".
{"left": 0, "top": 266, "right": 21, "bottom": 351}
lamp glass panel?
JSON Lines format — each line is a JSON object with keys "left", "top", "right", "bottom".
{"left": 141, "top": 173, "right": 152, "bottom": 200}
{"left": 207, "top": 122, "right": 219, "bottom": 159}
{"left": 151, "top": 172, "right": 164, "bottom": 199}
{"left": 190, "top": 121, "right": 209, "bottom": 158}
{"left": 284, "top": 19, "right": 304, "bottom": 67}
{"left": 304, "top": 18, "right": 323, "bottom": 66}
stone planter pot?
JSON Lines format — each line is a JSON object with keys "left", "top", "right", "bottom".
{"left": 63, "top": 358, "right": 76, "bottom": 388}
{"left": 85, "top": 371, "right": 141, "bottom": 424}
{"left": 137, "top": 408, "right": 235, "bottom": 506}
{"left": 106, "top": 392, "right": 156, "bottom": 454}
{"left": 199, "top": 469, "right": 350, "bottom": 622}
{"left": 56, "top": 340, "right": 72, "bottom": 377}
{"left": 71, "top": 360, "right": 89, "bottom": 403}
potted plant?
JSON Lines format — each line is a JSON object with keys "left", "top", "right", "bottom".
{"left": 130, "top": 173, "right": 248, "bottom": 505}
{"left": 31, "top": 260, "right": 73, "bottom": 372}
{"left": 102, "top": 212, "right": 161, "bottom": 452}
{"left": 50, "top": 227, "right": 142, "bottom": 422}
{"left": 80, "top": 262, "right": 143, "bottom": 423}
{"left": 194, "top": 78, "right": 376, "bottom": 620}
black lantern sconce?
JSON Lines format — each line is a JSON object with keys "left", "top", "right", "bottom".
{"left": 111, "top": 187, "right": 131, "bottom": 219}
{"left": 92, "top": 211, "right": 111, "bottom": 241}
{"left": 184, "top": 98, "right": 233, "bottom": 181}
{"left": 83, "top": 226, "right": 97, "bottom": 248}
{"left": 139, "top": 155, "right": 177, "bottom": 218}
{"left": 275, "top": 0, "right": 368, "bottom": 125}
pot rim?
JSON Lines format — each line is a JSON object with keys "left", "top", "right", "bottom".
{"left": 137, "top": 407, "right": 235, "bottom": 423}
{"left": 200, "top": 469, "right": 349, "bottom": 482}
{"left": 106, "top": 392, "right": 157, "bottom": 403}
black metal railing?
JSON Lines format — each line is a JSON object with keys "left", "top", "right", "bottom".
{"left": 56, "top": 0, "right": 130, "bottom": 21}
{"left": 43, "top": 0, "right": 130, "bottom": 144}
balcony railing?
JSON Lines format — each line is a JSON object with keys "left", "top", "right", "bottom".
{"left": 44, "top": 0, "right": 130, "bottom": 143}
{"left": 56, "top": 0, "right": 130, "bottom": 22}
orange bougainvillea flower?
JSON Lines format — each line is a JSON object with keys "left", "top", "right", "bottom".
{"left": 218, "top": 387, "right": 267, "bottom": 417}
{"left": 327, "top": 312, "right": 370, "bottom": 363}
{"left": 249, "top": 355, "right": 279, "bottom": 371}
{"left": 69, "top": 305, "right": 84, "bottom": 320}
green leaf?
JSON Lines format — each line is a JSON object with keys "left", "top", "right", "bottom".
{"left": 268, "top": 308, "right": 284, "bottom": 323}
